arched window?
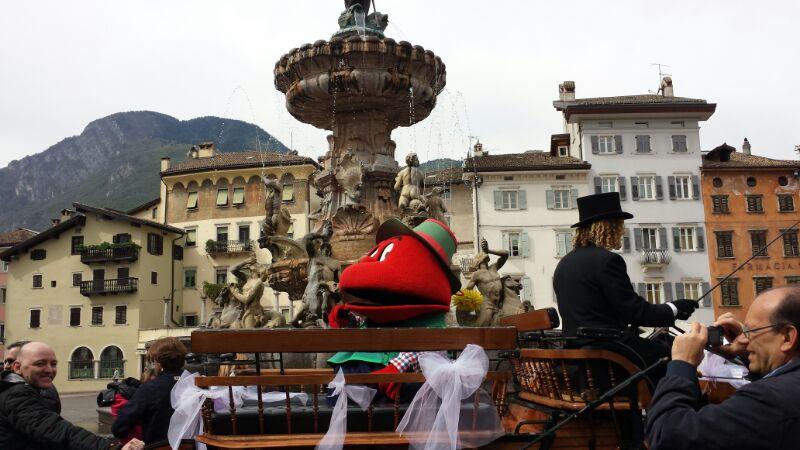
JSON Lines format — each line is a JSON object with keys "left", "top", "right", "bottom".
{"left": 99, "top": 346, "right": 124, "bottom": 379}
{"left": 281, "top": 173, "right": 295, "bottom": 202}
{"left": 70, "top": 347, "right": 94, "bottom": 379}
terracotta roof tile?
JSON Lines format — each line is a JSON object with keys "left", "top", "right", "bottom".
{"left": 162, "top": 151, "right": 320, "bottom": 175}
{"left": 425, "top": 166, "right": 464, "bottom": 184}
{"left": 554, "top": 94, "right": 707, "bottom": 108}
{"left": 702, "top": 151, "right": 800, "bottom": 169}
{"left": 465, "top": 151, "right": 590, "bottom": 172}
{"left": 0, "top": 229, "right": 38, "bottom": 248}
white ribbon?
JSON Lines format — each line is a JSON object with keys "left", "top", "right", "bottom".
{"left": 698, "top": 350, "right": 750, "bottom": 389}
{"left": 209, "top": 385, "right": 309, "bottom": 413}
{"left": 316, "top": 368, "right": 377, "bottom": 450}
{"left": 397, "top": 344, "right": 504, "bottom": 450}
{"left": 168, "top": 371, "right": 226, "bottom": 450}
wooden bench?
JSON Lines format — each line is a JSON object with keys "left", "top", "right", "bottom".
{"left": 189, "top": 327, "right": 518, "bottom": 448}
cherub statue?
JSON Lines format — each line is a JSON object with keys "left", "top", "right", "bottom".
{"left": 262, "top": 176, "right": 292, "bottom": 237}
{"left": 467, "top": 238, "right": 523, "bottom": 326}
{"left": 424, "top": 186, "right": 448, "bottom": 223}
{"left": 335, "top": 150, "right": 365, "bottom": 206}
{"left": 394, "top": 152, "right": 425, "bottom": 211}
{"left": 229, "top": 256, "right": 270, "bottom": 328}
{"left": 206, "top": 286, "right": 242, "bottom": 329}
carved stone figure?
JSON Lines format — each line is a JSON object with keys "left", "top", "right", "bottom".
{"left": 262, "top": 176, "right": 292, "bottom": 237}
{"left": 336, "top": 0, "right": 388, "bottom": 38}
{"left": 394, "top": 152, "right": 425, "bottom": 211}
{"left": 467, "top": 238, "right": 523, "bottom": 326}
{"left": 292, "top": 239, "right": 341, "bottom": 328}
{"left": 228, "top": 256, "right": 271, "bottom": 328}
{"left": 424, "top": 186, "right": 448, "bottom": 223}
{"left": 335, "top": 150, "right": 365, "bottom": 206}
{"left": 206, "top": 286, "right": 241, "bottom": 329}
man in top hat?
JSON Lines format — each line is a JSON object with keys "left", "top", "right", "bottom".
{"left": 553, "top": 192, "right": 698, "bottom": 381}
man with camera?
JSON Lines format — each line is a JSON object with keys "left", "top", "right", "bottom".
{"left": 646, "top": 286, "right": 800, "bottom": 449}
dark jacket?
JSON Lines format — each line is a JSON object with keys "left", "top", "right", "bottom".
{"left": 554, "top": 244, "right": 675, "bottom": 335}
{"left": 646, "top": 359, "right": 800, "bottom": 450}
{"left": 113, "top": 370, "right": 181, "bottom": 444}
{"left": 0, "top": 370, "right": 110, "bottom": 450}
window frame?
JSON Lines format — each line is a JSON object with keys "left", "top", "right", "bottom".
{"left": 185, "top": 228, "right": 197, "bottom": 247}
{"left": 600, "top": 176, "right": 618, "bottom": 194}
{"left": 671, "top": 135, "right": 688, "bottom": 152}
{"left": 71, "top": 236, "right": 84, "bottom": 255}
{"left": 72, "top": 272, "right": 82, "bottom": 287}
{"left": 32, "top": 274, "right": 43, "bottom": 289}
{"left": 645, "top": 282, "right": 664, "bottom": 304}
{"left": 637, "top": 175, "right": 657, "bottom": 200}
{"left": 720, "top": 278, "right": 740, "bottom": 306}
{"left": 716, "top": 231, "right": 735, "bottom": 258}
{"left": 216, "top": 188, "right": 229, "bottom": 207}
{"left": 555, "top": 230, "right": 573, "bottom": 257}
{"left": 783, "top": 230, "right": 800, "bottom": 257}
{"left": 678, "top": 227, "right": 697, "bottom": 251}
{"left": 29, "top": 308, "right": 42, "bottom": 328}
{"left": 115, "top": 305, "right": 127, "bottom": 325}
{"left": 552, "top": 189, "right": 571, "bottom": 209}
{"left": 183, "top": 314, "right": 199, "bottom": 327}
{"left": 712, "top": 195, "right": 730, "bottom": 214}
{"left": 746, "top": 195, "right": 764, "bottom": 213}
{"left": 91, "top": 306, "right": 103, "bottom": 326}
{"left": 597, "top": 135, "right": 615, "bottom": 154}
{"left": 754, "top": 276, "right": 774, "bottom": 296}
{"left": 749, "top": 230, "right": 768, "bottom": 257}
{"left": 506, "top": 232, "right": 521, "bottom": 257}
{"left": 216, "top": 226, "right": 229, "bottom": 243}
{"left": 778, "top": 195, "right": 795, "bottom": 212}
{"left": 147, "top": 233, "right": 163, "bottom": 255}
{"left": 186, "top": 191, "right": 199, "bottom": 210}
{"left": 674, "top": 175, "right": 693, "bottom": 200}
{"left": 682, "top": 281, "right": 701, "bottom": 301}
{"left": 232, "top": 186, "right": 246, "bottom": 206}
{"left": 69, "top": 306, "right": 81, "bottom": 327}
{"left": 641, "top": 227, "right": 659, "bottom": 250}
{"left": 501, "top": 190, "right": 519, "bottom": 210}
{"left": 184, "top": 268, "right": 197, "bottom": 289}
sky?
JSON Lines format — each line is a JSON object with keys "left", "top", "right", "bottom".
{"left": 1, "top": 0, "right": 799, "bottom": 168}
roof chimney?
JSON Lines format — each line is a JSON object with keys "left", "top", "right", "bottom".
{"left": 473, "top": 140, "right": 487, "bottom": 157}
{"left": 189, "top": 146, "right": 199, "bottom": 159}
{"left": 660, "top": 76, "right": 674, "bottom": 97}
{"left": 160, "top": 157, "right": 171, "bottom": 172}
{"left": 198, "top": 142, "right": 217, "bottom": 158}
{"left": 51, "top": 218, "right": 60, "bottom": 226}
{"left": 742, "top": 138, "right": 751, "bottom": 155}
{"left": 559, "top": 81, "right": 576, "bottom": 101}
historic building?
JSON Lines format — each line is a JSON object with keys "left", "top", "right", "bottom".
{"left": 0, "top": 205, "right": 184, "bottom": 391}
{"left": 0, "top": 228, "right": 37, "bottom": 357}
{"left": 701, "top": 141, "right": 800, "bottom": 321}
{"left": 160, "top": 142, "right": 320, "bottom": 321}
{"left": 423, "top": 166, "right": 476, "bottom": 270}
{"left": 464, "top": 146, "right": 591, "bottom": 310}
{"left": 553, "top": 78, "right": 716, "bottom": 324}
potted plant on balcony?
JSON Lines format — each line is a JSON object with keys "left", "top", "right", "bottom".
{"left": 205, "top": 239, "right": 217, "bottom": 253}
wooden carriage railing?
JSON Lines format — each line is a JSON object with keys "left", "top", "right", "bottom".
{"left": 189, "top": 327, "right": 518, "bottom": 449}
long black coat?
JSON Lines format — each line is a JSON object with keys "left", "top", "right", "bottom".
{"left": 113, "top": 370, "right": 181, "bottom": 444}
{"left": 647, "top": 359, "right": 800, "bottom": 449}
{"left": 554, "top": 244, "right": 675, "bottom": 335}
{"left": 0, "top": 371, "right": 109, "bottom": 450}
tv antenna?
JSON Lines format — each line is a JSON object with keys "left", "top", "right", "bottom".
{"left": 649, "top": 63, "right": 671, "bottom": 94}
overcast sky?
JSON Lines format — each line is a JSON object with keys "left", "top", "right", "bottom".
{"left": 1, "top": 0, "right": 798, "bottom": 168}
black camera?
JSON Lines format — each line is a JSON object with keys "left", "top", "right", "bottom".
{"left": 707, "top": 325, "right": 724, "bottom": 347}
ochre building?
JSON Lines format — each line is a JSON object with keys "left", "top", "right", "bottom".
{"left": 701, "top": 142, "right": 800, "bottom": 321}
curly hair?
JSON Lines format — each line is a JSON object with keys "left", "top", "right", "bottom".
{"left": 147, "top": 337, "right": 188, "bottom": 372}
{"left": 573, "top": 219, "right": 624, "bottom": 250}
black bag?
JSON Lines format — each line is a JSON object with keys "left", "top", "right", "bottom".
{"left": 96, "top": 377, "right": 141, "bottom": 407}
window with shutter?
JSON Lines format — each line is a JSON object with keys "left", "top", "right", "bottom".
{"left": 216, "top": 188, "right": 229, "bottom": 207}
{"left": 147, "top": 233, "right": 163, "bottom": 255}
{"left": 553, "top": 189, "right": 570, "bottom": 209}
{"left": 184, "top": 268, "right": 197, "bottom": 288}
{"left": 600, "top": 176, "right": 618, "bottom": 193}
{"left": 682, "top": 282, "right": 700, "bottom": 300}
{"left": 641, "top": 228, "right": 659, "bottom": 250}
{"left": 29, "top": 309, "right": 41, "bottom": 328}
{"left": 716, "top": 231, "right": 734, "bottom": 258}
{"left": 520, "top": 233, "right": 530, "bottom": 257}
{"left": 522, "top": 277, "right": 533, "bottom": 303}
{"left": 71, "top": 236, "right": 84, "bottom": 255}
{"left": 637, "top": 176, "right": 656, "bottom": 200}
{"left": 712, "top": 195, "right": 730, "bottom": 213}
{"left": 674, "top": 175, "right": 692, "bottom": 199}
{"left": 598, "top": 136, "right": 615, "bottom": 154}
{"left": 635, "top": 135, "right": 651, "bottom": 153}
{"left": 115, "top": 305, "right": 127, "bottom": 325}
{"left": 645, "top": 282, "right": 663, "bottom": 304}
{"left": 677, "top": 227, "right": 696, "bottom": 251}
{"left": 672, "top": 135, "right": 688, "bottom": 152}
{"left": 506, "top": 232, "right": 521, "bottom": 257}
{"left": 555, "top": 231, "right": 573, "bottom": 257}
{"left": 185, "top": 229, "right": 197, "bottom": 247}
{"left": 232, "top": 187, "right": 245, "bottom": 205}
{"left": 746, "top": 195, "right": 764, "bottom": 213}
{"left": 778, "top": 195, "right": 795, "bottom": 212}
{"left": 186, "top": 191, "right": 199, "bottom": 209}
{"left": 782, "top": 230, "right": 800, "bottom": 257}
{"left": 500, "top": 191, "right": 519, "bottom": 209}
{"left": 754, "top": 277, "right": 774, "bottom": 295}
{"left": 69, "top": 307, "right": 81, "bottom": 327}
{"left": 32, "top": 274, "right": 43, "bottom": 288}
{"left": 750, "top": 230, "right": 768, "bottom": 257}
{"left": 281, "top": 175, "right": 295, "bottom": 202}
{"left": 91, "top": 306, "right": 103, "bottom": 326}
{"left": 31, "top": 249, "right": 46, "bottom": 260}
{"left": 720, "top": 278, "right": 739, "bottom": 306}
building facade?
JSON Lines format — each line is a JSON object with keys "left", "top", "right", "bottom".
{"left": 160, "top": 143, "right": 320, "bottom": 321}
{"left": 553, "top": 78, "right": 716, "bottom": 324}
{"left": 465, "top": 148, "right": 591, "bottom": 310}
{"left": 0, "top": 228, "right": 38, "bottom": 357}
{"left": 424, "top": 166, "right": 476, "bottom": 271}
{"left": 0, "top": 205, "right": 184, "bottom": 392}
{"left": 701, "top": 142, "right": 800, "bottom": 321}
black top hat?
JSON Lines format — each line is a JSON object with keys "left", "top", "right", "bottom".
{"left": 571, "top": 192, "right": 633, "bottom": 228}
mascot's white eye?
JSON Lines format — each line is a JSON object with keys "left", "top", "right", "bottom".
{"left": 369, "top": 247, "right": 380, "bottom": 258}
{"left": 379, "top": 242, "right": 394, "bottom": 261}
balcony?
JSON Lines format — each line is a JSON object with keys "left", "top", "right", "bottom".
{"left": 639, "top": 249, "right": 671, "bottom": 272}
{"left": 80, "top": 278, "right": 138, "bottom": 297}
{"left": 205, "top": 240, "right": 254, "bottom": 255}
{"left": 80, "top": 246, "right": 139, "bottom": 264}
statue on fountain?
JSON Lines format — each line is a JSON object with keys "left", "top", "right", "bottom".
{"left": 395, "top": 152, "right": 426, "bottom": 223}
{"left": 291, "top": 222, "right": 342, "bottom": 328}
{"left": 466, "top": 238, "right": 524, "bottom": 326}
{"left": 424, "top": 186, "right": 448, "bottom": 223}
{"left": 206, "top": 259, "right": 287, "bottom": 329}
{"left": 336, "top": 0, "right": 388, "bottom": 38}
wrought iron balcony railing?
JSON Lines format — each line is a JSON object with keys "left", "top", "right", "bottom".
{"left": 80, "top": 246, "right": 139, "bottom": 264}
{"left": 80, "top": 277, "right": 138, "bottom": 296}
{"left": 206, "top": 240, "right": 254, "bottom": 254}
{"left": 639, "top": 249, "right": 671, "bottom": 271}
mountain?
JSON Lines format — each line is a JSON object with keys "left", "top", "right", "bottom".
{"left": 420, "top": 158, "right": 463, "bottom": 172}
{"left": 0, "top": 111, "right": 288, "bottom": 231}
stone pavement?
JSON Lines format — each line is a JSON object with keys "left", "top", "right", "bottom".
{"left": 61, "top": 392, "right": 104, "bottom": 436}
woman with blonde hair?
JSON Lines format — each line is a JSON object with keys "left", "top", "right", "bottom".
{"left": 553, "top": 192, "right": 697, "bottom": 382}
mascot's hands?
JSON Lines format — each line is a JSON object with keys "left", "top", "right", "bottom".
{"left": 670, "top": 299, "right": 698, "bottom": 320}
{"left": 328, "top": 304, "right": 350, "bottom": 329}
{"left": 671, "top": 322, "right": 708, "bottom": 367}
{"left": 371, "top": 364, "right": 401, "bottom": 401}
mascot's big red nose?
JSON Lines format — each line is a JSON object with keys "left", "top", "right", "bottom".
{"left": 339, "top": 236, "right": 452, "bottom": 308}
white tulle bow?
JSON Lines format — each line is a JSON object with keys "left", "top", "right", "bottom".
{"left": 397, "top": 344, "right": 504, "bottom": 450}
{"left": 316, "top": 368, "right": 377, "bottom": 450}
{"left": 168, "top": 371, "right": 225, "bottom": 450}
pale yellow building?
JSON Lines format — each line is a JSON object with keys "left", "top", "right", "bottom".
{"left": 424, "top": 166, "right": 477, "bottom": 273}
{"left": 159, "top": 143, "right": 321, "bottom": 321}
{"left": 0, "top": 204, "right": 184, "bottom": 392}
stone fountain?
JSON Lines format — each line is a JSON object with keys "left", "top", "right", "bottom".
{"left": 274, "top": 0, "right": 447, "bottom": 262}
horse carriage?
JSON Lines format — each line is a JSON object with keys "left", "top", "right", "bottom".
{"left": 152, "top": 307, "right": 737, "bottom": 450}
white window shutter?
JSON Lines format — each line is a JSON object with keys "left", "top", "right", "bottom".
{"left": 518, "top": 190, "right": 527, "bottom": 209}
{"left": 570, "top": 189, "right": 579, "bottom": 209}
{"left": 493, "top": 191, "right": 502, "bottom": 209}
{"left": 502, "top": 233, "right": 510, "bottom": 253}
{"left": 692, "top": 175, "right": 701, "bottom": 199}
{"left": 618, "top": 177, "right": 627, "bottom": 200}
{"left": 545, "top": 190, "right": 555, "bottom": 209}
{"left": 556, "top": 232, "right": 566, "bottom": 257}
{"left": 520, "top": 232, "right": 530, "bottom": 257}
{"left": 522, "top": 276, "right": 533, "bottom": 303}
{"left": 696, "top": 227, "right": 705, "bottom": 251}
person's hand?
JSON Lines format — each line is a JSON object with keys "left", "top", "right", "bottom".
{"left": 670, "top": 299, "right": 698, "bottom": 320}
{"left": 121, "top": 438, "right": 144, "bottom": 450}
{"left": 713, "top": 313, "right": 748, "bottom": 359}
{"left": 480, "top": 238, "right": 489, "bottom": 253}
{"left": 672, "top": 322, "right": 708, "bottom": 367}
{"left": 371, "top": 364, "right": 402, "bottom": 401}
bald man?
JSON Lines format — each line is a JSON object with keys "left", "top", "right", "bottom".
{"left": 0, "top": 342, "right": 143, "bottom": 450}
{"left": 646, "top": 286, "right": 800, "bottom": 449}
